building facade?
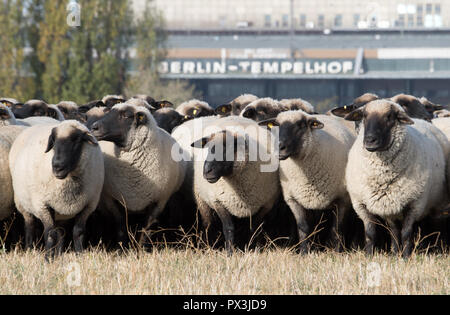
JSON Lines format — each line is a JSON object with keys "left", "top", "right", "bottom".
{"left": 133, "top": 0, "right": 448, "bottom": 29}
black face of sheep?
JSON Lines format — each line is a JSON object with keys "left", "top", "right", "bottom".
{"left": 45, "top": 127, "right": 98, "bottom": 180}
{"left": 90, "top": 107, "right": 147, "bottom": 147}
{"left": 12, "top": 100, "right": 50, "bottom": 119}
{"left": 104, "top": 97, "right": 126, "bottom": 109}
{"left": 345, "top": 101, "right": 414, "bottom": 152}
{"left": 153, "top": 109, "right": 192, "bottom": 134}
{"left": 185, "top": 105, "right": 215, "bottom": 118}
{"left": 191, "top": 132, "right": 240, "bottom": 183}
{"left": 0, "top": 107, "right": 12, "bottom": 120}
{"left": 260, "top": 117, "right": 324, "bottom": 160}
{"left": 79, "top": 100, "right": 105, "bottom": 113}
{"left": 241, "top": 100, "right": 283, "bottom": 123}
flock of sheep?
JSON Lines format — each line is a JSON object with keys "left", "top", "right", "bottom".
{"left": 0, "top": 92, "right": 449, "bottom": 258}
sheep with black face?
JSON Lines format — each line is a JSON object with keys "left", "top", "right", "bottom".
{"left": 215, "top": 94, "right": 259, "bottom": 117}
{"left": 56, "top": 101, "right": 86, "bottom": 122}
{"left": 344, "top": 100, "right": 448, "bottom": 257}
{"left": 279, "top": 98, "right": 316, "bottom": 114}
{"left": 260, "top": 111, "right": 356, "bottom": 252}
{"left": 153, "top": 107, "right": 193, "bottom": 134}
{"left": 190, "top": 117, "right": 280, "bottom": 253}
{"left": 12, "top": 100, "right": 61, "bottom": 120}
{"left": 239, "top": 98, "right": 284, "bottom": 122}
{"left": 90, "top": 104, "right": 186, "bottom": 245}
{"left": 176, "top": 99, "right": 215, "bottom": 119}
{"left": 102, "top": 95, "right": 126, "bottom": 109}
{"left": 9, "top": 121, "right": 104, "bottom": 257}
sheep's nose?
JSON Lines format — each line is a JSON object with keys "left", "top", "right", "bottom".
{"left": 90, "top": 121, "right": 101, "bottom": 132}
{"left": 365, "top": 134, "right": 378, "bottom": 145}
{"left": 279, "top": 141, "right": 287, "bottom": 152}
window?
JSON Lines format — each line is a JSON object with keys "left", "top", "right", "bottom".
{"left": 353, "top": 14, "right": 360, "bottom": 27}
{"left": 318, "top": 14, "right": 324, "bottom": 28}
{"left": 426, "top": 3, "right": 432, "bottom": 14}
{"left": 407, "top": 14, "right": 414, "bottom": 27}
{"left": 435, "top": 4, "right": 441, "bottom": 14}
{"left": 334, "top": 14, "right": 342, "bottom": 27}
{"left": 264, "top": 14, "right": 271, "bottom": 27}
{"left": 299, "top": 14, "right": 306, "bottom": 27}
{"left": 417, "top": 4, "right": 423, "bottom": 14}
{"left": 397, "top": 14, "right": 405, "bottom": 27}
{"left": 417, "top": 15, "right": 423, "bottom": 26}
{"left": 282, "top": 14, "right": 289, "bottom": 27}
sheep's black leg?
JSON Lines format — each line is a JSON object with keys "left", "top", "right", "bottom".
{"left": 401, "top": 211, "right": 417, "bottom": 258}
{"left": 139, "top": 202, "right": 166, "bottom": 246}
{"left": 39, "top": 207, "right": 63, "bottom": 260}
{"left": 331, "top": 199, "right": 349, "bottom": 252}
{"left": 21, "top": 211, "right": 36, "bottom": 250}
{"left": 286, "top": 199, "right": 310, "bottom": 254}
{"left": 104, "top": 198, "right": 127, "bottom": 245}
{"left": 73, "top": 205, "right": 95, "bottom": 253}
{"left": 362, "top": 216, "right": 377, "bottom": 256}
{"left": 214, "top": 205, "right": 234, "bottom": 255}
{"left": 387, "top": 219, "right": 401, "bottom": 255}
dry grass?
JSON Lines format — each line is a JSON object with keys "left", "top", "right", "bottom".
{"left": 0, "top": 246, "right": 448, "bottom": 295}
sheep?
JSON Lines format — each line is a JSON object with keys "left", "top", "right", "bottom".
{"left": 189, "top": 116, "right": 280, "bottom": 253}
{"left": 9, "top": 120, "right": 104, "bottom": 256}
{"left": 279, "top": 98, "right": 316, "bottom": 114}
{"left": 259, "top": 111, "right": 356, "bottom": 252}
{"left": 0, "top": 125, "right": 27, "bottom": 221}
{"left": 0, "top": 104, "right": 18, "bottom": 126}
{"left": 390, "top": 94, "right": 433, "bottom": 121}
{"left": 1, "top": 98, "right": 20, "bottom": 108}
{"left": 215, "top": 94, "right": 259, "bottom": 116}
{"left": 85, "top": 106, "right": 110, "bottom": 129}
{"left": 48, "top": 104, "right": 66, "bottom": 121}
{"left": 329, "top": 93, "right": 379, "bottom": 117}
{"left": 419, "top": 97, "right": 446, "bottom": 116}
{"left": 102, "top": 95, "right": 126, "bottom": 108}
{"left": 176, "top": 99, "right": 215, "bottom": 118}
{"left": 125, "top": 98, "right": 156, "bottom": 112}
{"left": 78, "top": 100, "right": 106, "bottom": 114}
{"left": 131, "top": 94, "right": 156, "bottom": 107}
{"left": 56, "top": 101, "right": 86, "bottom": 122}
{"left": 11, "top": 100, "right": 55, "bottom": 119}
{"left": 90, "top": 103, "right": 187, "bottom": 244}
{"left": 239, "top": 97, "right": 284, "bottom": 122}
{"left": 20, "top": 116, "right": 61, "bottom": 126}
{"left": 344, "top": 99, "right": 448, "bottom": 257}
{"left": 153, "top": 107, "right": 193, "bottom": 134}
{"left": 433, "top": 109, "right": 450, "bottom": 118}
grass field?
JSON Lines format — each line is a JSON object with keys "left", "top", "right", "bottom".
{"left": 0, "top": 246, "right": 448, "bottom": 295}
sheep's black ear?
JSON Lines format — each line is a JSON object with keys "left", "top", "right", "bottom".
{"left": 83, "top": 132, "right": 99, "bottom": 146}
{"left": 215, "top": 104, "right": 232, "bottom": 116}
{"left": 135, "top": 112, "right": 148, "bottom": 126}
{"left": 188, "top": 107, "right": 202, "bottom": 117}
{"left": 308, "top": 117, "right": 324, "bottom": 129}
{"left": 331, "top": 104, "right": 356, "bottom": 118}
{"left": 397, "top": 111, "right": 414, "bottom": 125}
{"left": 344, "top": 107, "right": 364, "bottom": 121}
{"left": 242, "top": 107, "right": 256, "bottom": 119}
{"left": 258, "top": 118, "right": 279, "bottom": 130}
{"left": 47, "top": 107, "right": 58, "bottom": 119}
{"left": 181, "top": 115, "right": 194, "bottom": 123}
{"left": 191, "top": 136, "right": 211, "bottom": 148}
{"left": 45, "top": 129, "right": 56, "bottom": 153}
{"left": 0, "top": 108, "right": 11, "bottom": 119}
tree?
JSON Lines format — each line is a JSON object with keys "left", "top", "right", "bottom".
{"left": 126, "top": 1, "right": 200, "bottom": 105}
{"left": 0, "top": 0, "right": 30, "bottom": 100}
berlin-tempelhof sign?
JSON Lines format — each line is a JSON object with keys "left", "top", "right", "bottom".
{"left": 158, "top": 60, "right": 354, "bottom": 76}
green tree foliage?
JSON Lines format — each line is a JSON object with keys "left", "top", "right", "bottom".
{"left": 0, "top": 0, "right": 30, "bottom": 100}
{"left": 0, "top": 0, "right": 198, "bottom": 104}
{"left": 126, "top": 2, "right": 200, "bottom": 105}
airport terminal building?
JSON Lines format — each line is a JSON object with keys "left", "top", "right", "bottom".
{"left": 134, "top": 0, "right": 450, "bottom": 109}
